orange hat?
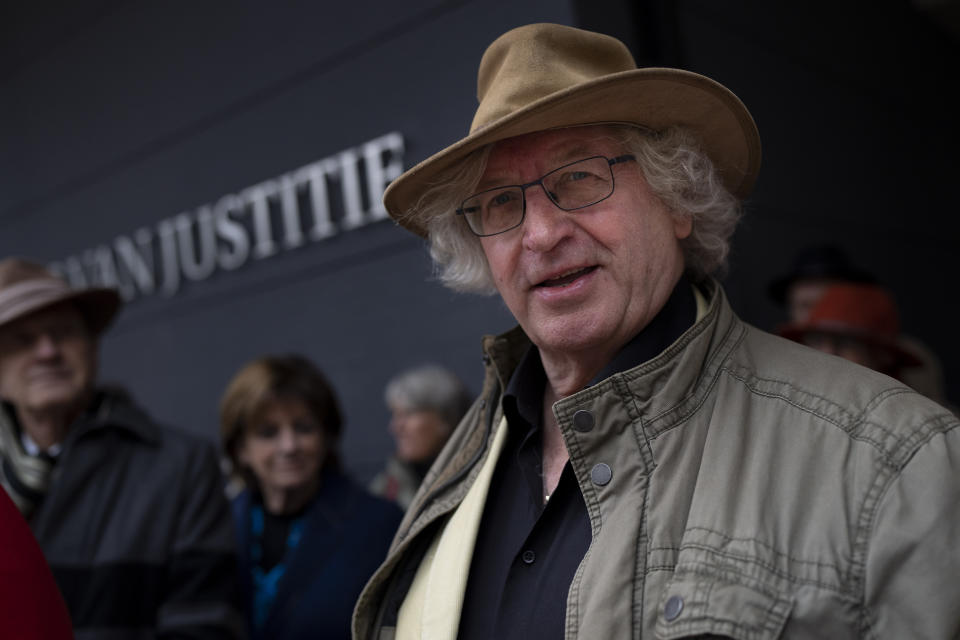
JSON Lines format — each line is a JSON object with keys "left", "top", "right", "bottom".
{"left": 778, "top": 283, "right": 921, "bottom": 368}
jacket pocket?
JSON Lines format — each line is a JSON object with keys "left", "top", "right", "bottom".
{"left": 654, "top": 574, "right": 792, "bottom": 639}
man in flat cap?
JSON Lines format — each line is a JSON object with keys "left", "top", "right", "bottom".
{"left": 0, "top": 258, "right": 239, "bottom": 639}
{"left": 353, "top": 23, "right": 959, "bottom": 640}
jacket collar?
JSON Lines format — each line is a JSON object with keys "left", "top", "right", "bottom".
{"left": 502, "top": 275, "right": 697, "bottom": 430}
{"left": 0, "top": 388, "right": 162, "bottom": 449}
{"left": 482, "top": 278, "right": 740, "bottom": 429}
{"left": 69, "top": 389, "right": 162, "bottom": 447}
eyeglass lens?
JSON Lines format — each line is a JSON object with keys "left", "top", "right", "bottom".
{"left": 460, "top": 156, "right": 617, "bottom": 236}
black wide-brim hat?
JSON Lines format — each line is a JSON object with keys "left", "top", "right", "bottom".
{"left": 767, "top": 245, "right": 876, "bottom": 306}
{"left": 383, "top": 23, "right": 762, "bottom": 237}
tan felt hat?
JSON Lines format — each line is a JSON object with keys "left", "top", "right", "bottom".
{"left": 383, "top": 23, "right": 762, "bottom": 237}
{"left": 0, "top": 258, "right": 121, "bottom": 336}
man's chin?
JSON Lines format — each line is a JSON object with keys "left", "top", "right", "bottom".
{"left": 24, "top": 387, "right": 88, "bottom": 415}
{"left": 527, "top": 315, "right": 614, "bottom": 353}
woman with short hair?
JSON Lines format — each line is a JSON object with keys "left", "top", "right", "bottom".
{"left": 221, "top": 354, "right": 401, "bottom": 640}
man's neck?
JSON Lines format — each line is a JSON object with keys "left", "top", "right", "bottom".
{"left": 538, "top": 349, "right": 612, "bottom": 399}
{"left": 540, "top": 385, "right": 568, "bottom": 501}
{"left": 535, "top": 276, "right": 697, "bottom": 498}
{"left": 17, "top": 397, "right": 89, "bottom": 451}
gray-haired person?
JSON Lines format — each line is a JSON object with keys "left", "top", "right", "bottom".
{"left": 370, "top": 364, "right": 472, "bottom": 509}
{"left": 0, "top": 258, "right": 239, "bottom": 639}
{"left": 352, "top": 23, "right": 959, "bottom": 640}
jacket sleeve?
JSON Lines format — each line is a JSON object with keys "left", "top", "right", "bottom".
{"left": 864, "top": 420, "right": 960, "bottom": 639}
{"left": 158, "top": 440, "right": 243, "bottom": 640}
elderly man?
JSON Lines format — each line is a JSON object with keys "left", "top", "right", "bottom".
{"left": 0, "top": 258, "right": 239, "bottom": 639}
{"left": 352, "top": 23, "right": 959, "bottom": 640}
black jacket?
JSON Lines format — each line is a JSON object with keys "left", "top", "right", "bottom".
{"left": 20, "top": 390, "right": 240, "bottom": 639}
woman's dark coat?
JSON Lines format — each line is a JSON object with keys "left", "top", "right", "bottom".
{"left": 232, "top": 468, "right": 402, "bottom": 640}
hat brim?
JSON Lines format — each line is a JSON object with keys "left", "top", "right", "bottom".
{"left": 384, "top": 67, "right": 761, "bottom": 237}
{"left": 0, "top": 287, "right": 121, "bottom": 337}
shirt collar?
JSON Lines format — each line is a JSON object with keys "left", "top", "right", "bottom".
{"left": 20, "top": 431, "right": 62, "bottom": 458}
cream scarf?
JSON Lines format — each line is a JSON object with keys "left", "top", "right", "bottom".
{"left": 395, "top": 416, "right": 508, "bottom": 640}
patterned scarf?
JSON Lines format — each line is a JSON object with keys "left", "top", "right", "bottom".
{"left": 0, "top": 404, "right": 55, "bottom": 518}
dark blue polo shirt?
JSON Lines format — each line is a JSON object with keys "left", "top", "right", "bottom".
{"left": 457, "top": 276, "right": 696, "bottom": 639}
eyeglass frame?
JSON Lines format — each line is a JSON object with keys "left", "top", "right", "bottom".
{"left": 455, "top": 154, "right": 636, "bottom": 237}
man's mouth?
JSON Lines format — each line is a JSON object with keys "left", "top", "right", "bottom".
{"left": 536, "top": 266, "right": 597, "bottom": 288}
{"left": 28, "top": 369, "right": 70, "bottom": 383}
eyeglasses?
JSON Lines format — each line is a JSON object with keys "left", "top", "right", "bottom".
{"left": 456, "top": 154, "right": 636, "bottom": 237}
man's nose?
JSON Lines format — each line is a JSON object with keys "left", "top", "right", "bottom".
{"left": 521, "top": 185, "right": 573, "bottom": 252}
{"left": 33, "top": 333, "right": 61, "bottom": 358}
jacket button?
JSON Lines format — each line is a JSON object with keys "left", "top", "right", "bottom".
{"left": 521, "top": 549, "right": 536, "bottom": 565}
{"left": 664, "top": 595, "right": 683, "bottom": 621}
{"left": 572, "top": 410, "right": 595, "bottom": 432}
{"left": 590, "top": 463, "right": 612, "bottom": 486}
{"left": 482, "top": 354, "right": 491, "bottom": 365}
{"left": 480, "top": 399, "right": 486, "bottom": 409}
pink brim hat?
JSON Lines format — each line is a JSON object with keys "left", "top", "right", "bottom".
{"left": 0, "top": 259, "right": 121, "bottom": 336}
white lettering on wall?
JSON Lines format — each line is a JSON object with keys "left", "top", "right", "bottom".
{"left": 49, "top": 132, "right": 406, "bottom": 300}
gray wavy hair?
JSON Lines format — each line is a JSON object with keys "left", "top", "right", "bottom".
{"left": 400, "top": 125, "right": 742, "bottom": 294}
{"left": 384, "top": 364, "right": 473, "bottom": 429}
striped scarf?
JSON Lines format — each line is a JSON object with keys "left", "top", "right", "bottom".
{"left": 0, "top": 405, "right": 54, "bottom": 518}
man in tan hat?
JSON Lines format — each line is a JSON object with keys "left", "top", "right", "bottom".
{"left": 0, "top": 258, "right": 240, "bottom": 639}
{"left": 352, "top": 23, "right": 959, "bottom": 640}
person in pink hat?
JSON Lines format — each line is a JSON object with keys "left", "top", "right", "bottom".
{"left": 352, "top": 23, "right": 959, "bottom": 640}
{"left": 0, "top": 258, "right": 239, "bottom": 640}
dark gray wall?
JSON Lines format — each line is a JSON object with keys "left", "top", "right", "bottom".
{"left": 578, "top": 0, "right": 960, "bottom": 406}
{"left": 0, "top": 0, "right": 576, "bottom": 480}
{"left": 668, "top": 2, "right": 960, "bottom": 406}
{"left": 2, "top": 1, "right": 957, "bottom": 483}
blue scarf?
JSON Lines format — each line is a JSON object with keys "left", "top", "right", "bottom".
{"left": 249, "top": 503, "right": 306, "bottom": 629}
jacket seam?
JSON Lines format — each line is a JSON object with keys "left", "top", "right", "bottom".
{"left": 851, "top": 418, "right": 960, "bottom": 637}
{"left": 633, "top": 481, "right": 650, "bottom": 638}
{"left": 643, "top": 320, "right": 745, "bottom": 441}
{"left": 651, "top": 539, "right": 844, "bottom": 591}
{"left": 716, "top": 366, "right": 921, "bottom": 464}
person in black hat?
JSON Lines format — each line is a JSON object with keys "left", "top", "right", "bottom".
{"left": 0, "top": 258, "right": 240, "bottom": 639}
{"left": 767, "top": 244, "right": 876, "bottom": 324}
{"left": 769, "top": 244, "right": 950, "bottom": 406}
{"left": 777, "top": 282, "right": 921, "bottom": 379}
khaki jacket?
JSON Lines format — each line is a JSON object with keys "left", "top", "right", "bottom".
{"left": 353, "top": 281, "right": 960, "bottom": 639}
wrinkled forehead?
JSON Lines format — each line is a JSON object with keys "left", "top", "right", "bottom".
{"left": 479, "top": 124, "right": 629, "bottom": 185}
